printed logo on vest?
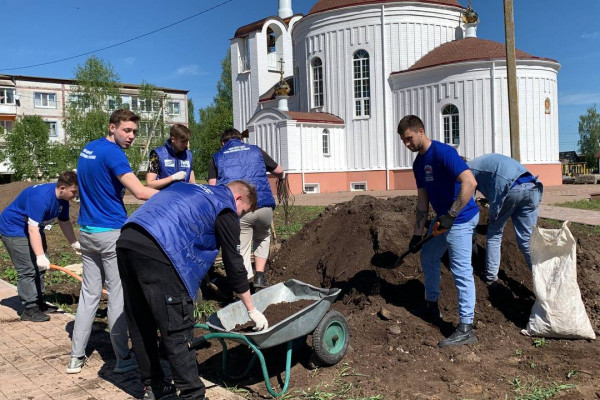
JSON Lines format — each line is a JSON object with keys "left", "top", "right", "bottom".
{"left": 425, "top": 165, "right": 434, "bottom": 182}
{"left": 180, "top": 160, "right": 190, "bottom": 168}
{"left": 164, "top": 159, "right": 175, "bottom": 167}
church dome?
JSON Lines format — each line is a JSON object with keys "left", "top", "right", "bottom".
{"left": 308, "top": 0, "right": 463, "bottom": 15}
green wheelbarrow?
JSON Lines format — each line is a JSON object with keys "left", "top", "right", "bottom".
{"left": 189, "top": 279, "right": 349, "bottom": 398}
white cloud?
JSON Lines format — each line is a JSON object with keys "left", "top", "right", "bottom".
{"left": 123, "top": 57, "right": 136, "bottom": 65}
{"left": 175, "top": 64, "right": 206, "bottom": 76}
{"left": 581, "top": 32, "right": 600, "bottom": 40}
{"left": 559, "top": 93, "right": 600, "bottom": 105}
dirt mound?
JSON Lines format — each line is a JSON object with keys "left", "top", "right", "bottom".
{"left": 262, "top": 195, "right": 600, "bottom": 398}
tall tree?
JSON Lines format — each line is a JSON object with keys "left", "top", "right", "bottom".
{"left": 577, "top": 105, "right": 600, "bottom": 169}
{"left": 63, "top": 56, "right": 121, "bottom": 150}
{"left": 190, "top": 51, "right": 233, "bottom": 179}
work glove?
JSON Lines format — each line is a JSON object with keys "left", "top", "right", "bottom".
{"left": 409, "top": 235, "right": 422, "bottom": 253}
{"left": 71, "top": 241, "right": 81, "bottom": 255}
{"left": 171, "top": 171, "right": 187, "bottom": 182}
{"left": 437, "top": 214, "right": 456, "bottom": 231}
{"left": 248, "top": 308, "right": 268, "bottom": 331}
{"left": 36, "top": 254, "right": 50, "bottom": 271}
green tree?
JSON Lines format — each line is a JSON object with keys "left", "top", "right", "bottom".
{"left": 63, "top": 56, "right": 121, "bottom": 150}
{"left": 190, "top": 51, "right": 233, "bottom": 179}
{"left": 2, "top": 116, "right": 53, "bottom": 179}
{"left": 577, "top": 105, "right": 600, "bottom": 169}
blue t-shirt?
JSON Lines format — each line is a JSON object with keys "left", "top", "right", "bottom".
{"left": 0, "top": 183, "right": 69, "bottom": 237}
{"left": 77, "top": 137, "right": 133, "bottom": 229}
{"left": 413, "top": 141, "right": 478, "bottom": 224}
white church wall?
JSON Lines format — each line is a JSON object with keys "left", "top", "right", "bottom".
{"left": 391, "top": 61, "right": 559, "bottom": 169}
{"left": 292, "top": 3, "right": 462, "bottom": 172}
{"left": 298, "top": 124, "right": 347, "bottom": 172}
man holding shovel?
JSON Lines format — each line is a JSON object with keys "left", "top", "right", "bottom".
{"left": 467, "top": 153, "right": 543, "bottom": 285}
{"left": 398, "top": 115, "right": 479, "bottom": 347}
{"left": 0, "top": 171, "right": 80, "bottom": 322}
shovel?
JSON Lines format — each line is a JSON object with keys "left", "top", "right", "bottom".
{"left": 392, "top": 222, "right": 448, "bottom": 268}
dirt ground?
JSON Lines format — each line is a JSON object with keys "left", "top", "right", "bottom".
{"left": 195, "top": 195, "right": 600, "bottom": 399}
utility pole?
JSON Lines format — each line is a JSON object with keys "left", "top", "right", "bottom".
{"left": 504, "top": 0, "right": 520, "bottom": 161}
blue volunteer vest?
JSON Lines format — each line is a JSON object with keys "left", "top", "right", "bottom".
{"left": 154, "top": 139, "right": 193, "bottom": 182}
{"left": 124, "top": 183, "right": 236, "bottom": 299}
{"left": 213, "top": 139, "right": 276, "bottom": 209}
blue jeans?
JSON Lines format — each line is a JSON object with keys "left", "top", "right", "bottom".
{"left": 485, "top": 182, "right": 542, "bottom": 282}
{"left": 421, "top": 212, "right": 479, "bottom": 324}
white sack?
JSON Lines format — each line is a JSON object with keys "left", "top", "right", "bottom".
{"left": 522, "top": 221, "right": 596, "bottom": 340}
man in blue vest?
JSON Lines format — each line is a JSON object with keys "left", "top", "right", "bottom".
{"left": 208, "top": 128, "right": 284, "bottom": 289}
{"left": 398, "top": 115, "right": 479, "bottom": 348}
{"left": 67, "top": 109, "right": 158, "bottom": 375}
{"left": 468, "top": 154, "right": 543, "bottom": 285}
{"left": 0, "top": 171, "right": 80, "bottom": 322}
{"left": 146, "top": 123, "right": 196, "bottom": 189}
{"left": 116, "top": 180, "right": 267, "bottom": 400}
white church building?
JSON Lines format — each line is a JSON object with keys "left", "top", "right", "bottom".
{"left": 230, "top": 0, "right": 561, "bottom": 194}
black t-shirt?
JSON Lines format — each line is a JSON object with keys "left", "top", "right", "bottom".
{"left": 207, "top": 148, "right": 278, "bottom": 180}
{"left": 117, "top": 210, "right": 249, "bottom": 294}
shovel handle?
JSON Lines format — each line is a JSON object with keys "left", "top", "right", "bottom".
{"left": 50, "top": 264, "right": 108, "bottom": 295}
{"left": 188, "top": 336, "right": 208, "bottom": 351}
{"left": 393, "top": 222, "right": 448, "bottom": 268}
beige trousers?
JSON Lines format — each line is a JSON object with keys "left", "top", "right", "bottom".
{"left": 239, "top": 207, "right": 273, "bottom": 279}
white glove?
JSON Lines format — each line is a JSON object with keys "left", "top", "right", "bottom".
{"left": 248, "top": 308, "right": 268, "bottom": 331}
{"left": 171, "top": 171, "right": 187, "bottom": 182}
{"left": 36, "top": 255, "right": 50, "bottom": 271}
{"left": 71, "top": 241, "right": 81, "bottom": 255}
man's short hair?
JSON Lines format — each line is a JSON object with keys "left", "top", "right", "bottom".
{"left": 397, "top": 115, "right": 425, "bottom": 136}
{"left": 56, "top": 171, "right": 78, "bottom": 187}
{"left": 227, "top": 180, "right": 257, "bottom": 212}
{"left": 109, "top": 109, "right": 140, "bottom": 126}
{"left": 220, "top": 128, "right": 243, "bottom": 143}
{"left": 170, "top": 124, "right": 191, "bottom": 141}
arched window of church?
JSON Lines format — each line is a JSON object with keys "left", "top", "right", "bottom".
{"left": 442, "top": 104, "right": 460, "bottom": 145}
{"left": 353, "top": 50, "right": 370, "bottom": 117}
{"left": 311, "top": 57, "right": 324, "bottom": 108}
{"left": 266, "top": 27, "right": 279, "bottom": 70}
{"left": 322, "top": 129, "right": 330, "bottom": 156}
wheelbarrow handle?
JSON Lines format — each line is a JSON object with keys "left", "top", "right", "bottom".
{"left": 392, "top": 222, "right": 448, "bottom": 268}
{"left": 188, "top": 336, "right": 208, "bottom": 351}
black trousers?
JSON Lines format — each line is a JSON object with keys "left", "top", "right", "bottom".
{"left": 117, "top": 247, "right": 205, "bottom": 399}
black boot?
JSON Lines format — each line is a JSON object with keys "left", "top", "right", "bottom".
{"left": 438, "top": 323, "right": 477, "bottom": 347}
{"left": 20, "top": 306, "right": 50, "bottom": 322}
{"left": 38, "top": 301, "right": 59, "bottom": 313}
{"left": 143, "top": 380, "right": 178, "bottom": 400}
{"left": 412, "top": 300, "right": 442, "bottom": 322}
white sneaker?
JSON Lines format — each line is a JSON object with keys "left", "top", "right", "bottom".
{"left": 66, "top": 355, "right": 88, "bottom": 374}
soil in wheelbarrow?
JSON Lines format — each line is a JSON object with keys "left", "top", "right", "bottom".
{"left": 232, "top": 299, "right": 317, "bottom": 332}
{"left": 194, "top": 195, "right": 600, "bottom": 399}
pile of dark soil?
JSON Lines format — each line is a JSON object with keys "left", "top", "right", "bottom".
{"left": 196, "top": 195, "right": 600, "bottom": 399}
{"left": 233, "top": 300, "right": 316, "bottom": 332}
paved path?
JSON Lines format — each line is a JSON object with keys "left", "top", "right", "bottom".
{"left": 0, "top": 280, "right": 243, "bottom": 400}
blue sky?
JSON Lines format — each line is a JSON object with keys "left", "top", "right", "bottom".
{"left": 2, "top": 1, "right": 599, "bottom": 151}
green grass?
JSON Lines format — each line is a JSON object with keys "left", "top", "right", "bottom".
{"left": 273, "top": 206, "right": 325, "bottom": 240}
{"left": 194, "top": 299, "right": 219, "bottom": 323}
{"left": 509, "top": 376, "right": 575, "bottom": 400}
{"left": 532, "top": 338, "right": 547, "bottom": 348}
{"left": 1, "top": 267, "right": 18, "bottom": 285}
{"left": 555, "top": 198, "right": 600, "bottom": 210}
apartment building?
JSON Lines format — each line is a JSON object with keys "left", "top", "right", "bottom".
{"left": 0, "top": 74, "right": 189, "bottom": 175}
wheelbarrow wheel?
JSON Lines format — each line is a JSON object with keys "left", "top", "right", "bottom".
{"left": 312, "top": 310, "right": 349, "bottom": 366}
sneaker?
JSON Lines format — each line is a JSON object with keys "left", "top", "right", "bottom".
{"left": 66, "top": 355, "right": 88, "bottom": 374}
{"left": 38, "top": 301, "right": 59, "bottom": 313}
{"left": 253, "top": 272, "right": 269, "bottom": 289}
{"left": 438, "top": 323, "right": 478, "bottom": 347}
{"left": 412, "top": 300, "right": 442, "bottom": 322}
{"left": 143, "top": 380, "right": 178, "bottom": 400}
{"left": 114, "top": 351, "right": 138, "bottom": 373}
{"left": 20, "top": 306, "right": 50, "bottom": 322}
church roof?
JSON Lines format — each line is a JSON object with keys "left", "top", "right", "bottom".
{"left": 287, "top": 111, "right": 344, "bottom": 124}
{"left": 234, "top": 15, "right": 300, "bottom": 38}
{"left": 392, "top": 37, "right": 558, "bottom": 75}
{"left": 308, "top": 0, "right": 463, "bottom": 15}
